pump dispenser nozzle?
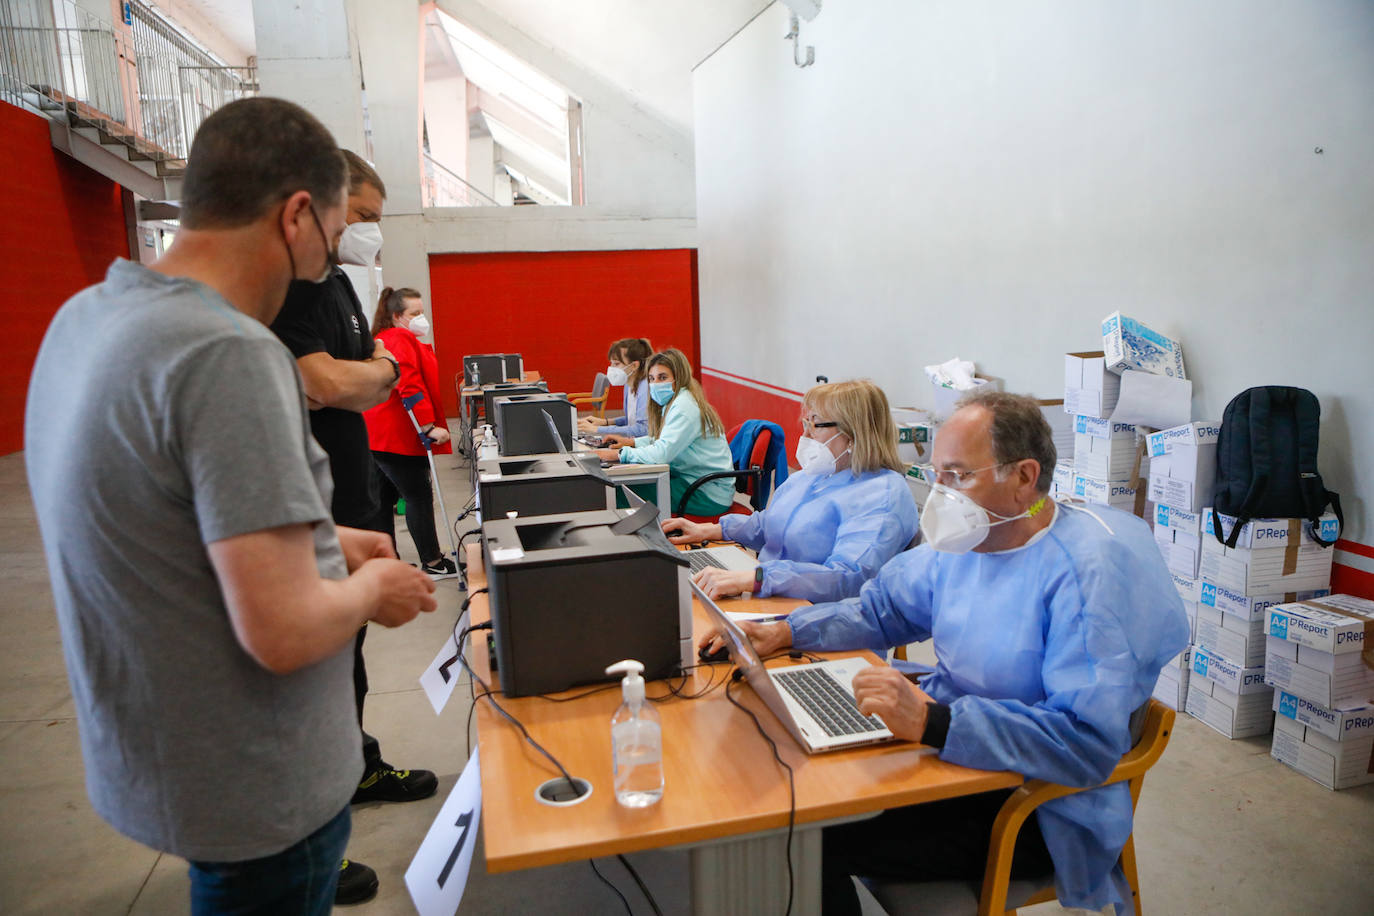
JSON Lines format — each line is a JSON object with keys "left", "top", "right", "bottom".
{"left": 605, "top": 659, "right": 645, "bottom": 709}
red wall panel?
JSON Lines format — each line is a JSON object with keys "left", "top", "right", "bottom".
{"left": 428, "top": 249, "right": 700, "bottom": 418}
{"left": 701, "top": 367, "right": 803, "bottom": 465}
{"left": 4, "top": 102, "right": 130, "bottom": 454}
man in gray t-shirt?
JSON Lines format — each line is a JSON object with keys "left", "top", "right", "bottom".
{"left": 25, "top": 99, "right": 436, "bottom": 914}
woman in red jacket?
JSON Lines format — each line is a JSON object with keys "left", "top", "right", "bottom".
{"left": 365, "top": 287, "right": 457, "bottom": 578}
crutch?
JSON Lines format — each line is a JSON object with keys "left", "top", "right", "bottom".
{"left": 401, "top": 392, "right": 461, "bottom": 569}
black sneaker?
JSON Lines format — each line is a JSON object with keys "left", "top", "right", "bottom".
{"left": 421, "top": 557, "right": 459, "bottom": 580}
{"left": 336, "top": 858, "right": 379, "bottom": 905}
{"left": 352, "top": 762, "right": 440, "bottom": 804}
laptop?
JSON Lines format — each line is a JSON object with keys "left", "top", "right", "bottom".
{"left": 691, "top": 581, "right": 895, "bottom": 754}
{"left": 684, "top": 543, "right": 758, "bottom": 576}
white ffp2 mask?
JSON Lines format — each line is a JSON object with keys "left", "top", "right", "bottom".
{"left": 920, "top": 484, "right": 1045, "bottom": 553}
{"left": 338, "top": 222, "right": 384, "bottom": 266}
{"left": 606, "top": 366, "right": 629, "bottom": 386}
{"left": 406, "top": 313, "right": 430, "bottom": 338}
{"left": 795, "top": 436, "right": 848, "bottom": 476}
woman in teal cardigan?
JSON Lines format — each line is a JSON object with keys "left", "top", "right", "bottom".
{"left": 597, "top": 348, "right": 736, "bottom": 516}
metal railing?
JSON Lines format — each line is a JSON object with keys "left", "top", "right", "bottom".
{"left": 0, "top": 0, "right": 254, "bottom": 162}
{"left": 422, "top": 151, "right": 500, "bottom": 207}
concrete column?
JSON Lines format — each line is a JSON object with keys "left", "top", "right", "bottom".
{"left": 423, "top": 74, "right": 468, "bottom": 182}
{"left": 466, "top": 128, "right": 496, "bottom": 202}
{"left": 251, "top": 0, "right": 365, "bottom": 152}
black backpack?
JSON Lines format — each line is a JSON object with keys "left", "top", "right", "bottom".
{"left": 1211, "top": 386, "right": 1343, "bottom": 548}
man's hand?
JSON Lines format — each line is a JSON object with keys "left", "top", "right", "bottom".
{"left": 355, "top": 558, "right": 438, "bottom": 627}
{"left": 336, "top": 525, "right": 396, "bottom": 572}
{"left": 698, "top": 620, "right": 791, "bottom": 659}
{"left": 577, "top": 416, "right": 604, "bottom": 434}
{"left": 426, "top": 426, "right": 451, "bottom": 446}
{"left": 693, "top": 567, "right": 754, "bottom": 600}
{"left": 852, "top": 665, "right": 934, "bottom": 742}
{"left": 372, "top": 340, "right": 395, "bottom": 363}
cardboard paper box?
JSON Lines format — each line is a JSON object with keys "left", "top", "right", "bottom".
{"left": 1101, "top": 311, "right": 1187, "bottom": 379}
{"left": 1073, "top": 474, "right": 1139, "bottom": 508}
{"left": 1153, "top": 668, "right": 1188, "bottom": 711}
{"left": 1146, "top": 421, "right": 1222, "bottom": 457}
{"left": 1199, "top": 537, "right": 1334, "bottom": 595}
{"left": 1272, "top": 690, "right": 1374, "bottom": 743}
{"left": 932, "top": 376, "right": 999, "bottom": 421}
{"left": 1063, "top": 353, "right": 1121, "bottom": 418}
{"left": 1264, "top": 595, "right": 1374, "bottom": 655}
{"left": 1186, "top": 679, "right": 1273, "bottom": 739}
{"left": 1073, "top": 416, "right": 1138, "bottom": 441}
{"left": 1271, "top": 714, "right": 1374, "bottom": 790}
{"left": 1199, "top": 579, "right": 1330, "bottom": 625}
{"left": 1155, "top": 535, "right": 1199, "bottom": 579}
{"left": 1052, "top": 463, "right": 1075, "bottom": 498}
{"left": 1191, "top": 644, "right": 1269, "bottom": 695}
{"left": 1203, "top": 510, "right": 1341, "bottom": 551}
{"left": 1147, "top": 444, "right": 1215, "bottom": 513}
{"left": 1156, "top": 504, "right": 1203, "bottom": 537}
{"left": 1075, "top": 433, "right": 1146, "bottom": 481}
{"left": 1173, "top": 573, "right": 1202, "bottom": 604}
{"left": 1195, "top": 604, "right": 1265, "bottom": 667}
{"left": 1263, "top": 638, "right": 1374, "bottom": 708}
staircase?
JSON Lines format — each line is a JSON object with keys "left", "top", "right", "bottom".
{"left": 1, "top": 0, "right": 254, "bottom": 204}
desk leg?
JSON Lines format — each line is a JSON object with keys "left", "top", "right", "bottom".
{"left": 688, "top": 825, "right": 822, "bottom": 916}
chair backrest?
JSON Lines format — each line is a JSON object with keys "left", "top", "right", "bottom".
{"left": 592, "top": 372, "right": 609, "bottom": 398}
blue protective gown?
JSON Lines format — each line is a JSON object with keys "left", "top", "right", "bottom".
{"left": 718, "top": 467, "right": 919, "bottom": 603}
{"left": 787, "top": 502, "right": 1190, "bottom": 914}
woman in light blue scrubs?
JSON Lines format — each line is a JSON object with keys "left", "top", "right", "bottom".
{"left": 663, "top": 380, "right": 919, "bottom": 603}
{"left": 597, "top": 347, "right": 736, "bottom": 517}
{"left": 577, "top": 336, "right": 652, "bottom": 439}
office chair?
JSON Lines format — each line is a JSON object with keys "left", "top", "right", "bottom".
{"left": 673, "top": 422, "right": 781, "bottom": 520}
{"left": 863, "top": 699, "right": 1175, "bottom": 916}
{"left": 569, "top": 372, "right": 610, "bottom": 416}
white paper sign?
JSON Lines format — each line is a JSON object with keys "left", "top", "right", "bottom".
{"left": 419, "top": 613, "right": 469, "bottom": 715}
{"left": 1110, "top": 369, "right": 1192, "bottom": 431}
{"left": 405, "top": 749, "right": 482, "bottom": 916}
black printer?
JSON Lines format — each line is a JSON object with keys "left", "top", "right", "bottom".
{"left": 481, "top": 381, "right": 548, "bottom": 428}
{"left": 493, "top": 393, "right": 576, "bottom": 456}
{"left": 477, "top": 452, "right": 612, "bottom": 521}
{"left": 481, "top": 494, "right": 692, "bottom": 697}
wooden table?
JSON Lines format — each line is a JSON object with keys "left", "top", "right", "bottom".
{"left": 463, "top": 545, "right": 1021, "bottom": 914}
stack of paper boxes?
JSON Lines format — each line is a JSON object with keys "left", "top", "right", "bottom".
{"left": 1146, "top": 423, "right": 1219, "bottom": 581}
{"left": 1183, "top": 511, "right": 1338, "bottom": 739}
{"left": 1264, "top": 595, "right": 1374, "bottom": 789}
{"left": 1070, "top": 416, "right": 1145, "bottom": 511}
{"left": 1152, "top": 573, "right": 1201, "bottom": 710}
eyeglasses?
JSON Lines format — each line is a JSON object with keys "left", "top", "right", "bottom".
{"left": 912, "top": 461, "right": 1017, "bottom": 490}
{"left": 800, "top": 416, "right": 839, "bottom": 431}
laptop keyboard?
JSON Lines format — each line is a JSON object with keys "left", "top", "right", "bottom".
{"left": 686, "top": 551, "right": 728, "bottom": 573}
{"left": 772, "top": 666, "right": 887, "bottom": 738}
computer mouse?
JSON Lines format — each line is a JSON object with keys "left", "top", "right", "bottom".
{"left": 698, "top": 644, "right": 731, "bottom": 664}
{"left": 664, "top": 528, "right": 684, "bottom": 538}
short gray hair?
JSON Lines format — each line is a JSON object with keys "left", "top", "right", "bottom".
{"left": 954, "top": 390, "right": 1056, "bottom": 494}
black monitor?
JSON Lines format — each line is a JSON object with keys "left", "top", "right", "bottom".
{"left": 463, "top": 353, "right": 509, "bottom": 386}
{"left": 501, "top": 353, "right": 524, "bottom": 379}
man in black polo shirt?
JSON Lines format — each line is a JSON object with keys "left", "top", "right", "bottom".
{"left": 271, "top": 151, "right": 438, "bottom": 905}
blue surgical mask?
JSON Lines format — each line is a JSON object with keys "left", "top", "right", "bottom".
{"left": 649, "top": 382, "right": 675, "bottom": 407}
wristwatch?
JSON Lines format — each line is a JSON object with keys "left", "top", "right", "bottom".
{"left": 753, "top": 565, "right": 765, "bottom": 592}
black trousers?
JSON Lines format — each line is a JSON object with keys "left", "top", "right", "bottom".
{"left": 372, "top": 451, "right": 443, "bottom": 564}
{"left": 821, "top": 789, "right": 1055, "bottom": 915}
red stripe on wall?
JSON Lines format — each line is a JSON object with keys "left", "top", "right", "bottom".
{"left": 1331, "top": 564, "right": 1374, "bottom": 601}
{"left": 1335, "top": 539, "right": 1374, "bottom": 561}
{"left": 427, "top": 249, "right": 700, "bottom": 418}
{"left": 4, "top": 102, "right": 130, "bottom": 454}
{"left": 703, "top": 365, "right": 806, "bottom": 399}
{"left": 700, "top": 370, "right": 803, "bottom": 461}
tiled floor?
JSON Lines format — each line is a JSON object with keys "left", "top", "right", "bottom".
{"left": 1, "top": 448, "right": 1370, "bottom": 915}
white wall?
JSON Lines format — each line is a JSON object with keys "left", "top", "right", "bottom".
{"left": 694, "top": 1, "right": 1374, "bottom": 542}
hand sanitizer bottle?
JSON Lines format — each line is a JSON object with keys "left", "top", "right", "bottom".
{"left": 605, "top": 660, "right": 663, "bottom": 807}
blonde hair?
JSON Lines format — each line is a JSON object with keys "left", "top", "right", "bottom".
{"left": 645, "top": 348, "right": 725, "bottom": 439}
{"left": 804, "top": 380, "right": 905, "bottom": 474}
